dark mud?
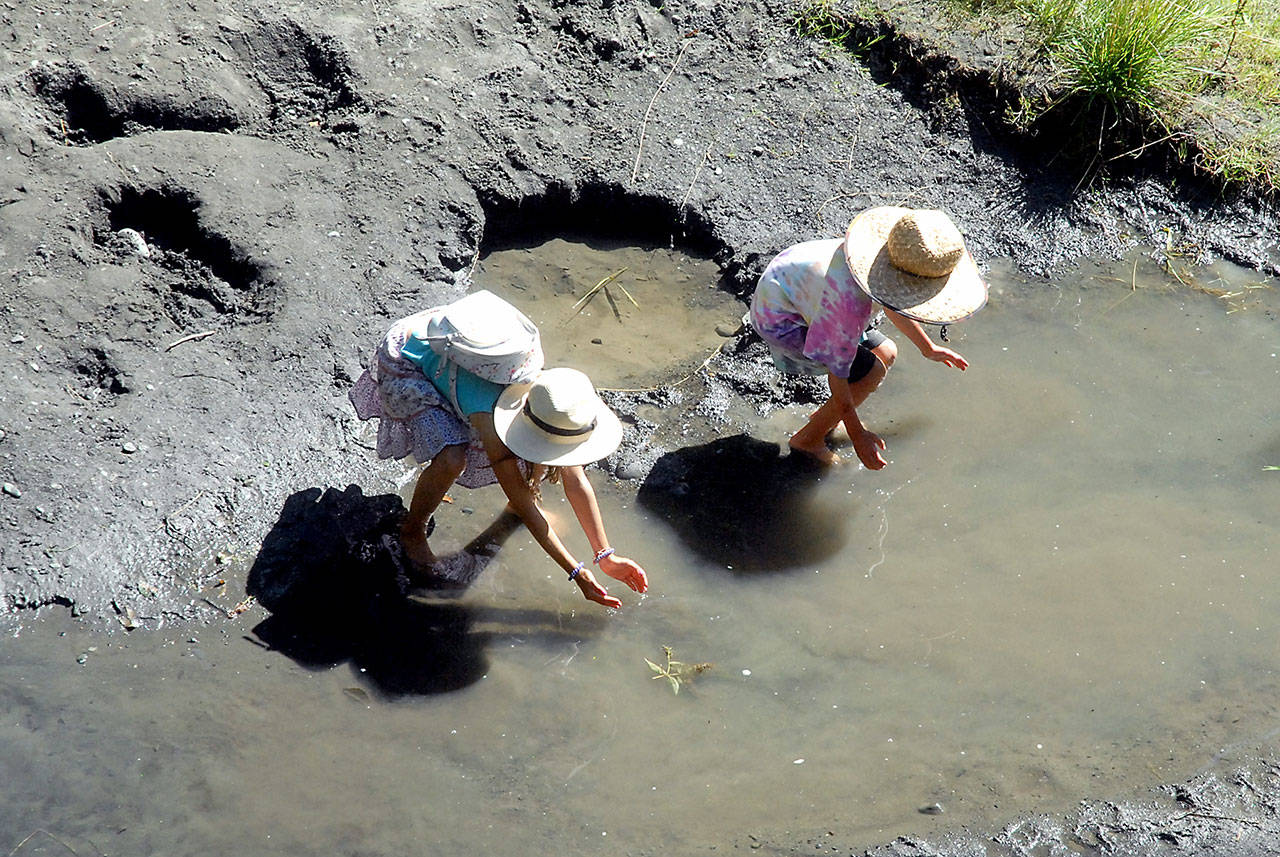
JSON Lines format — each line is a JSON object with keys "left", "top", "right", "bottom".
{"left": 2, "top": 0, "right": 1278, "bottom": 853}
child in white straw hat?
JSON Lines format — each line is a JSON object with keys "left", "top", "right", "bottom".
{"left": 749, "top": 207, "right": 987, "bottom": 469}
{"left": 351, "top": 296, "right": 647, "bottom": 609}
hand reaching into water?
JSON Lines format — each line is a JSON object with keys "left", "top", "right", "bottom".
{"left": 574, "top": 567, "right": 623, "bottom": 610}
{"left": 924, "top": 345, "right": 968, "bottom": 370}
{"left": 852, "top": 427, "right": 888, "bottom": 470}
{"left": 598, "top": 553, "right": 648, "bottom": 594}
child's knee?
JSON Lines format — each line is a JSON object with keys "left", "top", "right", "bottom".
{"left": 874, "top": 338, "right": 897, "bottom": 369}
{"left": 436, "top": 444, "right": 468, "bottom": 477}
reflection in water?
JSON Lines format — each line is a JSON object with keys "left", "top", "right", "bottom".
{"left": 638, "top": 434, "right": 850, "bottom": 571}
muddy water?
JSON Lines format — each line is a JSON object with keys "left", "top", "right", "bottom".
{"left": 474, "top": 238, "right": 744, "bottom": 389}
{"left": 4, "top": 252, "right": 1280, "bottom": 856}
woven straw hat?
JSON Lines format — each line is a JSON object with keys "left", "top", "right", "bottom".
{"left": 843, "top": 207, "right": 987, "bottom": 324}
{"left": 493, "top": 368, "right": 623, "bottom": 467}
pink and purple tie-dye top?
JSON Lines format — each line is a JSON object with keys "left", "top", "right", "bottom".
{"left": 749, "top": 238, "right": 874, "bottom": 378}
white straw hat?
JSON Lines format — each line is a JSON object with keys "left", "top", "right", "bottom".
{"left": 843, "top": 207, "right": 987, "bottom": 324}
{"left": 493, "top": 368, "right": 623, "bottom": 467}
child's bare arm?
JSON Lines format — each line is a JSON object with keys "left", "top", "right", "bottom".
{"left": 560, "top": 465, "right": 648, "bottom": 594}
{"left": 883, "top": 308, "right": 969, "bottom": 370}
{"left": 828, "top": 374, "right": 887, "bottom": 470}
{"left": 471, "top": 414, "right": 621, "bottom": 609}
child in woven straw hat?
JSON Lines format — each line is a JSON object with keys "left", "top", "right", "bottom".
{"left": 749, "top": 207, "right": 987, "bottom": 469}
{"left": 350, "top": 295, "right": 647, "bottom": 609}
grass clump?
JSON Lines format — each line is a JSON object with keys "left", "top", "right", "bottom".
{"left": 1034, "top": 0, "right": 1219, "bottom": 113}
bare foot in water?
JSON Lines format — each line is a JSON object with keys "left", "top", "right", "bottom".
{"left": 788, "top": 437, "right": 842, "bottom": 466}
{"left": 400, "top": 517, "right": 437, "bottom": 569}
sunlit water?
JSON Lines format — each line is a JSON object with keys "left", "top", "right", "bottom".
{"left": 3, "top": 249, "right": 1279, "bottom": 855}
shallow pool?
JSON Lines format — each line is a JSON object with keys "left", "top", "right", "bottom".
{"left": 2, "top": 252, "right": 1278, "bottom": 855}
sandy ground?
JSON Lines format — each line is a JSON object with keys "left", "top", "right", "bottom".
{"left": 2, "top": 0, "right": 1279, "bottom": 853}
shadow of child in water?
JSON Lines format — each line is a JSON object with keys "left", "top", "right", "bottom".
{"left": 247, "top": 485, "right": 596, "bottom": 696}
{"left": 637, "top": 434, "right": 853, "bottom": 573}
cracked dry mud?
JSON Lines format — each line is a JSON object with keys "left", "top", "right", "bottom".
{"left": 1, "top": 1, "right": 1279, "bottom": 854}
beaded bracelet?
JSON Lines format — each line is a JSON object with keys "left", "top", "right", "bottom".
{"left": 567, "top": 561, "right": 586, "bottom": 581}
{"left": 593, "top": 547, "right": 615, "bottom": 564}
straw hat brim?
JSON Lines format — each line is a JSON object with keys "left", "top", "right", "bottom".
{"left": 843, "top": 207, "right": 987, "bottom": 325}
{"left": 493, "top": 383, "right": 624, "bottom": 467}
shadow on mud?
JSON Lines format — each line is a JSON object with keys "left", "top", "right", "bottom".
{"left": 637, "top": 434, "right": 851, "bottom": 572}
{"left": 246, "top": 485, "right": 491, "bottom": 695}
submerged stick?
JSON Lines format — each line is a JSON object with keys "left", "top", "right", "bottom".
{"left": 7, "top": 829, "right": 79, "bottom": 857}
{"left": 571, "top": 267, "right": 628, "bottom": 314}
{"left": 613, "top": 279, "right": 640, "bottom": 308}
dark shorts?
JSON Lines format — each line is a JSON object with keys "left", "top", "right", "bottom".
{"left": 849, "top": 327, "right": 888, "bottom": 383}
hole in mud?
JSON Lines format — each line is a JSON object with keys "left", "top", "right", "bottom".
{"left": 475, "top": 186, "right": 745, "bottom": 389}
{"left": 479, "top": 184, "right": 726, "bottom": 264}
{"left": 95, "top": 186, "right": 271, "bottom": 324}
{"left": 73, "top": 346, "right": 131, "bottom": 402}
{"left": 31, "top": 65, "right": 241, "bottom": 144}
{"left": 225, "top": 20, "right": 362, "bottom": 123}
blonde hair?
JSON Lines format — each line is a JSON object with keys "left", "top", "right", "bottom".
{"left": 525, "top": 463, "right": 561, "bottom": 502}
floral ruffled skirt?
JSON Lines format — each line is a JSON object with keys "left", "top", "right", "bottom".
{"left": 348, "top": 311, "right": 499, "bottom": 489}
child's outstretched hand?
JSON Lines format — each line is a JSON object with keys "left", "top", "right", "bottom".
{"left": 853, "top": 428, "right": 888, "bottom": 470}
{"left": 598, "top": 553, "right": 648, "bottom": 594}
{"left": 924, "top": 345, "right": 968, "bottom": 370}
{"left": 574, "top": 568, "right": 623, "bottom": 609}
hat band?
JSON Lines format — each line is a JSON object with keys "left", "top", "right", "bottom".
{"left": 523, "top": 400, "right": 596, "bottom": 438}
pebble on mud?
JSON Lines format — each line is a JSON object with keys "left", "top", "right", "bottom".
{"left": 614, "top": 461, "right": 644, "bottom": 481}
{"left": 918, "top": 803, "right": 944, "bottom": 815}
{"left": 3, "top": 482, "right": 20, "bottom": 498}
{"left": 121, "top": 442, "right": 138, "bottom": 454}
{"left": 116, "top": 227, "right": 151, "bottom": 257}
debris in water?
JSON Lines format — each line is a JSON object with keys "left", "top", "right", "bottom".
{"left": 645, "top": 645, "right": 713, "bottom": 695}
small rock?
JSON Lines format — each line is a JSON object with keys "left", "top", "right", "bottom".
{"left": 77, "top": 654, "right": 88, "bottom": 665}
{"left": 715, "top": 321, "right": 745, "bottom": 337}
{"left": 121, "top": 441, "right": 137, "bottom": 454}
{"left": 671, "top": 137, "right": 684, "bottom": 147}
{"left": 2, "top": 482, "right": 19, "bottom": 498}
{"left": 116, "top": 227, "right": 150, "bottom": 257}
{"left": 918, "top": 803, "right": 944, "bottom": 815}
{"left": 614, "top": 461, "right": 645, "bottom": 481}
{"left": 591, "top": 338, "right": 603, "bottom": 345}
{"left": 751, "top": 145, "right": 764, "bottom": 156}
{"left": 461, "top": 507, "right": 474, "bottom": 515}
{"left": 11, "top": 334, "right": 25, "bottom": 344}
{"left": 29, "top": 361, "right": 40, "bottom": 372}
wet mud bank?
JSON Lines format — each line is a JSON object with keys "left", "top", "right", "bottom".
{"left": 1, "top": 0, "right": 1278, "bottom": 853}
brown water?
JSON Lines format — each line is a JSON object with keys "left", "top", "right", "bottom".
{"left": 3, "top": 248, "right": 1280, "bottom": 855}
{"left": 473, "top": 237, "right": 744, "bottom": 389}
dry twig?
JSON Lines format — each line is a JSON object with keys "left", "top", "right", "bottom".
{"left": 164, "top": 330, "right": 216, "bottom": 352}
{"left": 631, "top": 35, "right": 696, "bottom": 185}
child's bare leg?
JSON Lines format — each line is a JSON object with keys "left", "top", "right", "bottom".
{"left": 790, "top": 361, "right": 888, "bottom": 466}
{"left": 825, "top": 341, "right": 896, "bottom": 444}
{"left": 401, "top": 444, "right": 467, "bottom": 567}
{"left": 790, "top": 397, "right": 845, "bottom": 465}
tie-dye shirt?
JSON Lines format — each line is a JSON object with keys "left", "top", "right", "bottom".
{"left": 748, "top": 238, "right": 874, "bottom": 378}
